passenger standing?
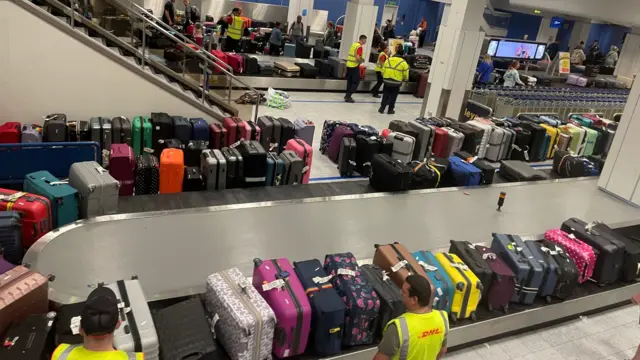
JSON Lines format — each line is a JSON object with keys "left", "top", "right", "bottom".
{"left": 162, "top": 0, "right": 176, "bottom": 27}
{"left": 570, "top": 44, "right": 586, "bottom": 65}
{"left": 290, "top": 15, "right": 305, "bottom": 44}
{"left": 383, "top": 19, "right": 395, "bottom": 41}
{"left": 344, "top": 34, "right": 368, "bottom": 103}
{"left": 378, "top": 45, "right": 409, "bottom": 114}
{"left": 604, "top": 46, "right": 619, "bottom": 66}
{"left": 225, "top": 8, "right": 244, "bottom": 52}
{"left": 269, "top": 22, "right": 284, "bottom": 56}
{"left": 476, "top": 54, "right": 494, "bottom": 86}
{"left": 182, "top": 0, "right": 199, "bottom": 34}
{"left": 373, "top": 275, "right": 449, "bottom": 360}
{"left": 51, "top": 286, "right": 144, "bottom": 360}
{"left": 371, "top": 42, "right": 390, "bottom": 98}
{"left": 324, "top": 21, "right": 336, "bottom": 48}
{"left": 417, "top": 17, "right": 427, "bottom": 48}
{"left": 503, "top": 60, "right": 525, "bottom": 87}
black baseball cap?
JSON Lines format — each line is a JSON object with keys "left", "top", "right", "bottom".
{"left": 81, "top": 287, "right": 120, "bottom": 336}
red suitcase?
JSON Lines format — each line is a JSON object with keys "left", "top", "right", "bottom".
{"left": 0, "top": 266, "right": 49, "bottom": 337}
{"left": 475, "top": 245, "right": 516, "bottom": 313}
{"left": 109, "top": 144, "right": 136, "bottom": 196}
{"left": 432, "top": 127, "right": 449, "bottom": 158}
{"left": 223, "top": 117, "right": 248, "bottom": 146}
{"left": 0, "top": 122, "right": 21, "bottom": 143}
{"left": 226, "top": 53, "right": 244, "bottom": 73}
{"left": 284, "top": 138, "right": 313, "bottom": 184}
{"left": 0, "top": 188, "right": 52, "bottom": 248}
{"left": 244, "top": 121, "right": 261, "bottom": 141}
{"left": 210, "top": 50, "right": 228, "bottom": 73}
{"left": 209, "top": 122, "right": 227, "bottom": 149}
{"left": 359, "top": 65, "right": 366, "bottom": 80}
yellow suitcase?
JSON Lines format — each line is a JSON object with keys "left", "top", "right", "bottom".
{"left": 435, "top": 252, "right": 482, "bottom": 322}
{"left": 540, "top": 124, "right": 560, "bottom": 159}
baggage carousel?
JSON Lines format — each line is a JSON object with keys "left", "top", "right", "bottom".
{"left": 24, "top": 178, "right": 640, "bottom": 357}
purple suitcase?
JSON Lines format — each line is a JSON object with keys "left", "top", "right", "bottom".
{"left": 475, "top": 245, "right": 516, "bottom": 313}
{"left": 0, "top": 257, "right": 16, "bottom": 275}
{"left": 327, "top": 126, "right": 355, "bottom": 163}
{"left": 253, "top": 258, "right": 311, "bottom": 358}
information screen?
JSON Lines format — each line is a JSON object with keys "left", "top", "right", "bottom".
{"left": 486, "top": 39, "right": 547, "bottom": 60}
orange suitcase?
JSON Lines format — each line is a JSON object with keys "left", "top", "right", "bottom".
{"left": 0, "top": 266, "right": 49, "bottom": 336}
{"left": 160, "top": 148, "right": 184, "bottom": 194}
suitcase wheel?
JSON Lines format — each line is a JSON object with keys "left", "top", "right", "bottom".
{"left": 503, "top": 304, "right": 509, "bottom": 314}
{"left": 131, "top": 275, "right": 139, "bottom": 280}
{"left": 455, "top": 282, "right": 464, "bottom": 291}
{"left": 545, "top": 295, "right": 552, "bottom": 304}
{"left": 374, "top": 244, "right": 380, "bottom": 249}
{"left": 470, "top": 311, "right": 477, "bottom": 321}
{"left": 450, "top": 313, "right": 458, "bottom": 322}
{"left": 487, "top": 304, "right": 493, "bottom": 312}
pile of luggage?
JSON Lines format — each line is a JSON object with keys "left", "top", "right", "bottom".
{"left": 3, "top": 217, "right": 639, "bottom": 359}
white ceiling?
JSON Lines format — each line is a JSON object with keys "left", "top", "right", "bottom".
{"left": 507, "top": 0, "right": 640, "bottom": 27}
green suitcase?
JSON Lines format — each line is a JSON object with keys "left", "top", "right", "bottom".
{"left": 563, "top": 124, "right": 586, "bottom": 155}
{"left": 132, "top": 116, "right": 152, "bottom": 156}
{"left": 582, "top": 127, "right": 600, "bottom": 156}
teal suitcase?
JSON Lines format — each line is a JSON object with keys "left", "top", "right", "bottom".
{"left": 412, "top": 250, "right": 454, "bottom": 312}
{"left": 24, "top": 171, "right": 78, "bottom": 228}
{"left": 571, "top": 115, "right": 594, "bottom": 128}
{"left": 266, "top": 152, "right": 284, "bottom": 186}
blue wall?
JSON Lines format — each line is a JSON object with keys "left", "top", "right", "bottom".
{"left": 555, "top": 20, "right": 574, "bottom": 51}
{"left": 586, "top": 24, "right": 631, "bottom": 54}
{"left": 497, "top": 9, "right": 542, "bottom": 40}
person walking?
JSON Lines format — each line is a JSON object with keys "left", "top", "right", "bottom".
{"left": 225, "top": 7, "right": 244, "bottom": 52}
{"left": 290, "top": 15, "right": 305, "bottom": 44}
{"left": 344, "top": 34, "right": 368, "bottom": 103}
{"left": 503, "top": 60, "right": 526, "bottom": 87}
{"left": 373, "top": 275, "right": 449, "bottom": 360}
{"left": 476, "top": 54, "right": 494, "bottom": 86}
{"left": 372, "top": 42, "right": 390, "bottom": 98}
{"left": 378, "top": 45, "right": 409, "bottom": 114}
{"left": 182, "top": 0, "right": 200, "bottom": 34}
{"left": 51, "top": 286, "right": 144, "bottom": 360}
{"left": 269, "top": 22, "right": 284, "bottom": 56}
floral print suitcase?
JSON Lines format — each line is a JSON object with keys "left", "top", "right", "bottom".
{"left": 320, "top": 120, "right": 347, "bottom": 155}
{"left": 324, "top": 253, "right": 380, "bottom": 346}
{"left": 544, "top": 229, "right": 596, "bottom": 284}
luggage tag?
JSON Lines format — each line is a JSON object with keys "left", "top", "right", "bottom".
{"left": 391, "top": 260, "right": 408, "bottom": 273}
{"left": 481, "top": 253, "right": 497, "bottom": 261}
{"left": 451, "top": 263, "right": 469, "bottom": 271}
{"left": 70, "top": 316, "right": 82, "bottom": 335}
{"left": 418, "top": 261, "right": 438, "bottom": 272}
{"left": 337, "top": 268, "right": 356, "bottom": 277}
{"left": 262, "top": 279, "right": 285, "bottom": 292}
{"left": 312, "top": 275, "right": 333, "bottom": 284}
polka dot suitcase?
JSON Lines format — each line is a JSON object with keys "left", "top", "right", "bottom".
{"left": 544, "top": 228, "right": 596, "bottom": 284}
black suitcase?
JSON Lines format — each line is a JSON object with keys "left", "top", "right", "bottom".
{"left": 257, "top": 115, "right": 281, "bottom": 152}
{"left": 151, "top": 112, "right": 174, "bottom": 155}
{"left": 454, "top": 151, "right": 495, "bottom": 185}
{"left": 457, "top": 123, "right": 483, "bottom": 156}
{"left": 552, "top": 150, "right": 587, "bottom": 177}
{"left": 600, "top": 65, "right": 615, "bottom": 75}
{"left": 155, "top": 298, "right": 222, "bottom": 360}
{"left": 355, "top": 135, "right": 385, "bottom": 177}
{"left": 295, "top": 62, "right": 319, "bottom": 78}
{"left": 370, "top": 153, "right": 412, "bottom": 191}
{"left": 519, "top": 122, "right": 545, "bottom": 162}
{"left": 43, "top": 114, "right": 67, "bottom": 142}
{"left": 221, "top": 147, "right": 244, "bottom": 188}
{"left": 240, "top": 38, "right": 256, "bottom": 53}
{"left": 295, "top": 41, "right": 313, "bottom": 58}
{"left": 538, "top": 240, "right": 579, "bottom": 299}
{"left": 499, "top": 160, "right": 548, "bottom": 182}
{"left": 236, "top": 140, "right": 267, "bottom": 187}
{"left": 379, "top": 137, "right": 393, "bottom": 156}
{"left": 388, "top": 120, "right": 418, "bottom": 139}
{"left": 0, "top": 313, "right": 56, "bottom": 360}
{"left": 408, "top": 161, "right": 441, "bottom": 189}
{"left": 172, "top": 116, "right": 192, "bottom": 145}
{"left": 449, "top": 240, "right": 493, "bottom": 302}
{"left": 509, "top": 128, "right": 533, "bottom": 161}
{"left": 313, "top": 47, "right": 329, "bottom": 59}
{"left": 413, "top": 55, "right": 431, "bottom": 69}
{"left": 185, "top": 140, "right": 208, "bottom": 167}
{"left": 77, "top": 120, "right": 90, "bottom": 141}
{"left": 183, "top": 166, "right": 205, "bottom": 191}
{"left": 338, "top": 137, "right": 356, "bottom": 177}
{"left": 54, "top": 302, "right": 85, "bottom": 346}
{"left": 66, "top": 121, "right": 79, "bottom": 142}
{"left": 158, "top": 138, "right": 182, "bottom": 153}
{"left": 533, "top": 75, "right": 552, "bottom": 86}
{"left": 135, "top": 153, "right": 160, "bottom": 195}
{"left": 560, "top": 218, "right": 625, "bottom": 285}
{"left": 112, "top": 116, "right": 132, "bottom": 146}
{"left": 276, "top": 117, "right": 295, "bottom": 153}
{"left": 360, "top": 264, "right": 405, "bottom": 341}
{"left": 314, "top": 59, "right": 331, "bottom": 77}
{"left": 243, "top": 54, "right": 259, "bottom": 74}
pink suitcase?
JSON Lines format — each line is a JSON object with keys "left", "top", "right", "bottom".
{"left": 244, "top": 121, "right": 261, "bottom": 142}
{"left": 544, "top": 229, "right": 596, "bottom": 283}
{"left": 285, "top": 138, "right": 313, "bottom": 184}
{"left": 223, "top": 117, "right": 247, "bottom": 146}
{"left": 253, "top": 258, "right": 311, "bottom": 358}
{"left": 226, "top": 53, "right": 244, "bottom": 73}
{"left": 109, "top": 144, "right": 136, "bottom": 196}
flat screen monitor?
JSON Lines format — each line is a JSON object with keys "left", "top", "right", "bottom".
{"left": 486, "top": 39, "right": 547, "bottom": 60}
{"left": 550, "top": 17, "right": 564, "bottom": 28}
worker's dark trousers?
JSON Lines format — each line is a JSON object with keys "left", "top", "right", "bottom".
{"left": 380, "top": 85, "right": 400, "bottom": 111}
{"left": 371, "top": 71, "right": 384, "bottom": 96}
{"left": 225, "top": 37, "right": 239, "bottom": 52}
{"left": 345, "top": 66, "right": 361, "bottom": 99}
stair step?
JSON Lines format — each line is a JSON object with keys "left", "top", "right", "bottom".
{"left": 38, "top": 5, "right": 51, "bottom": 13}
{"left": 90, "top": 36, "right": 106, "bottom": 46}
{"left": 55, "top": 16, "right": 69, "bottom": 24}
{"left": 107, "top": 46, "right": 122, "bottom": 55}
{"left": 74, "top": 26, "right": 88, "bottom": 35}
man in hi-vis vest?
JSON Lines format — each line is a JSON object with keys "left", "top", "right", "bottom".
{"left": 344, "top": 34, "right": 368, "bottom": 103}
{"left": 373, "top": 275, "right": 449, "bottom": 360}
{"left": 378, "top": 45, "right": 409, "bottom": 115}
{"left": 225, "top": 7, "right": 244, "bottom": 52}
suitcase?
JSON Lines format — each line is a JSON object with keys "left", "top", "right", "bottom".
{"left": 295, "top": 41, "right": 313, "bottom": 58}
{"left": 284, "top": 43, "right": 296, "bottom": 57}
{"left": 226, "top": 53, "right": 244, "bottom": 73}
{"left": 0, "top": 189, "right": 52, "bottom": 250}
{"left": 474, "top": 245, "right": 516, "bottom": 312}
{"left": 414, "top": 72, "right": 429, "bottom": 98}
{"left": 258, "top": 116, "right": 282, "bottom": 152}
{"left": 135, "top": 153, "right": 160, "bottom": 195}
{"left": 105, "top": 280, "right": 159, "bottom": 359}
{"left": 112, "top": 116, "right": 132, "bottom": 146}
{"left": 0, "top": 211, "right": 23, "bottom": 264}
{"left": 205, "top": 268, "right": 276, "bottom": 360}
{"left": 172, "top": 116, "right": 193, "bottom": 146}
{"left": 485, "top": 126, "right": 509, "bottom": 162}
{"left": 537, "top": 240, "right": 579, "bottom": 299}
{"left": 443, "top": 127, "right": 464, "bottom": 159}
{"left": 491, "top": 234, "right": 544, "bottom": 305}
{"left": 0, "top": 313, "right": 56, "bottom": 360}
{"left": 295, "top": 62, "right": 319, "bottom": 78}
{"left": 587, "top": 222, "right": 640, "bottom": 283}
{"left": 466, "top": 121, "right": 492, "bottom": 159}
{"left": 544, "top": 229, "right": 596, "bottom": 284}
{"left": 373, "top": 242, "right": 428, "bottom": 288}
{"left": 347, "top": 123, "right": 378, "bottom": 138}
{"left": 0, "top": 256, "right": 15, "bottom": 274}
{"left": 539, "top": 115, "right": 563, "bottom": 127}
{"left": 221, "top": 147, "right": 244, "bottom": 188}
{"left": 338, "top": 137, "right": 356, "bottom": 177}
{"left": 253, "top": 258, "right": 312, "bottom": 357}
{"left": 448, "top": 240, "right": 493, "bottom": 302}
{"left": 557, "top": 132, "right": 571, "bottom": 153}
{"left": 553, "top": 150, "right": 591, "bottom": 178}
{"left": 560, "top": 218, "right": 625, "bottom": 285}
{"left": 412, "top": 251, "right": 454, "bottom": 312}
{"left": 387, "top": 132, "right": 415, "bottom": 163}
{"left": 201, "top": 149, "right": 226, "bottom": 190}
{"left": 243, "top": 55, "right": 259, "bottom": 74}
{"left": 266, "top": 152, "right": 284, "bottom": 186}
{"left": 408, "top": 160, "right": 442, "bottom": 189}
{"left": 133, "top": 116, "right": 153, "bottom": 156}
{"left": 158, "top": 139, "right": 182, "bottom": 153}
{"left": 582, "top": 127, "right": 599, "bottom": 156}
{"left": 359, "top": 264, "right": 405, "bottom": 340}
{"left": 285, "top": 138, "right": 313, "bottom": 184}
{"left": 323, "top": 253, "right": 380, "bottom": 346}
{"left": 69, "top": 161, "right": 119, "bottom": 219}
{"left": 276, "top": 118, "right": 295, "bottom": 153}
{"left": 43, "top": 116, "right": 66, "bottom": 142}
{"left": 293, "top": 259, "right": 346, "bottom": 356}
{"left": 327, "top": 126, "right": 355, "bottom": 163}
{"left": 159, "top": 148, "right": 184, "bottom": 194}
{"left": 314, "top": 59, "right": 331, "bottom": 77}
{"left": 355, "top": 135, "right": 383, "bottom": 177}
{"left": 524, "top": 240, "right": 557, "bottom": 301}
{"left": 21, "top": 124, "right": 43, "bottom": 143}
{"left": 408, "top": 120, "right": 435, "bottom": 161}
{"left": 499, "top": 160, "right": 548, "bottom": 182}
{"left": 453, "top": 152, "right": 495, "bottom": 185}
{"left": 0, "top": 122, "right": 21, "bottom": 143}
{"left": 151, "top": 113, "right": 174, "bottom": 156}
{"left": 274, "top": 61, "right": 300, "bottom": 76}
{"left": 279, "top": 150, "right": 303, "bottom": 185}
{"left": 509, "top": 127, "right": 532, "bottom": 161}
{"left": 184, "top": 140, "right": 208, "bottom": 167}
{"left": 190, "top": 118, "right": 210, "bottom": 141}
{"left": 0, "top": 266, "right": 49, "bottom": 337}
{"left": 23, "top": 171, "right": 78, "bottom": 229}
{"left": 182, "top": 167, "right": 204, "bottom": 192}
{"left": 154, "top": 298, "right": 221, "bottom": 360}
{"left": 540, "top": 124, "right": 561, "bottom": 159}
{"left": 223, "top": 117, "right": 245, "bottom": 147}
{"left": 294, "top": 118, "right": 315, "bottom": 147}
{"left": 210, "top": 50, "right": 228, "bottom": 74}
{"left": 448, "top": 156, "right": 481, "bottom": 186}
{"left": 328, "top": 57, "right": 347, "bottom": 79}
{"left": 209, "top": 122, "right": 227, "bottom": 150}
{"left": 109, "top": 144, "right": 136, "bottom": 196}
{"left": 564, "top": 124, "right": 587, "bottom": 155}
{"left": 53, "top": 302, "right": 88, "bottom": 345}
{"left": 370, "top": 153, "right": 412, "bottom": 192}
{"left": 100, "top": 117, "right": 113, "bottom": 155}
{"left": 320, "top": 120, "right": 348, "bottom": 155}
{"left": 237, "top": 141, "right": 267, "bottom": 187}
{"left": 458, "top": 123, "right": 484, "bottom": 156}
{"left": 434, "top": 252, "right": 482, "bottom": 321}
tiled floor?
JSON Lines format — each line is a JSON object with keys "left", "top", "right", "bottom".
{"left": 446, "top": 304, "right": 640, "bottom": 360}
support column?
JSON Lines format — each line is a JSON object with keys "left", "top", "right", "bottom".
{"left": 568, "top": 21, "right": 591, "bottom": 50}
{"left": 287, "top": 0, "right": 314, "bottom": 28}
{"left": 423, "top": 0, "right": 484, "bottom": 119}
{"left": 537, "top": 17, "right": 558, "bottom": 43}
{"left": 614, "top": 28, "right": 640, "bottom": 80}
{"left": 440, "top": 3, "right": 451, "bottom": 27}
{"left": 338, "top": 0, "right": 378, "bottom": 62}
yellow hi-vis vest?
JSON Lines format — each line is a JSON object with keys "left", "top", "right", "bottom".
{"left": 52, "top": 344, "right": 144, "bottom": 360}
{"left": 375, "top": 52, "right": 386, "bottom": 72}
{"left": 385, "top": 310, "right": 449, "bottom": 360}
{"left": 227, "top": 15, "right": 243, "bottom": 40}
{"left": 347, "top": 42, "right": 362, "bottom": 68}
{"left": 382, "top": 56, "right": 409, "bottom": 86}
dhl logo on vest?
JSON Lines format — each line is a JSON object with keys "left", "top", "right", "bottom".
{"left": 417, "top": 328, "right": 442, "bottom": 338}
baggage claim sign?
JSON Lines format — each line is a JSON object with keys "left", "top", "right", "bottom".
{"left": 463, "top": 100, "right": 492, "bottom": 121}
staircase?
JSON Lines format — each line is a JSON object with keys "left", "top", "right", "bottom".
{"left": 7, "top": 0, "right": 261, "bottom": 122}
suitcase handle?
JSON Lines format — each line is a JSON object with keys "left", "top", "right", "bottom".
{"left": 179, "top": 352, "right": 205, "bottom": 360}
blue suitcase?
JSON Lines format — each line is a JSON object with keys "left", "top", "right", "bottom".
{"left": 0, "top": 211, "right": 22, "bottom": 264}
{"left": 293, "top": 259, "right": 346, "bottom": 356}
{"left": 539, "top": 116, "right": 562, "bottom": 127}
{"left": 491, "top": 234, "right": 544, "bottom": 305}
{"left": 284, "top": 43, "right": 296, "bottom": 57}
{"left": 448, "top": 156, "right": 481, "bottom": 186}
{"left": 525, "top": 240, "right": 558, "bottom": 301}
{"left": 347, "top": 123, "right": 378, "bottom": 137}
{"left": 189, "top": 118, "right": 210, "bottom": 141}
{"left": 413, "top": 250, "right": 454, "bottom": 312}
{"left": 266, "top": 152, "right": 284, "bottom": 186}
{"left": 23, "top": 171, "right": 78, "bottom": 228}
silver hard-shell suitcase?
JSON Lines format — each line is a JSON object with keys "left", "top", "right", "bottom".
{"left": 279, "top": 150, "right": 303, "bottom": 185}
{"left": 467, "top": 121, "right": 492, "bottom": 159}
{"left": 90, "top": 117, "right": 102, "bottom": 145}
{"left": 502, "top": 128, "right": 516, "bottom": 160}
{"left": 101, "top": 118, "right": 113, "bottom": 151}
{"left": 388, "top": 132, "right": 415, "bottom": 163}
{"left": 485, "top": 126, "right": 509, "bottom": 162}
{"left": 205, "top": 268, "right": 276, "bottom": 360}
{"left": 106, "top": 279, "right": 159, "bottom": 360}
{"left": 213, "top": 149, "right": 227, "bottom": 190}
{"left": 201, "top": 149, "right": 227, "bottom": 190}
{"left": 408, "top": 120, "right": 434, "bottom": 161}
{"left": 444, "top": 127, "right": 464, "bottom": 158}
{"left": 68, "top": 161, "right": 119, "bottom": 218}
